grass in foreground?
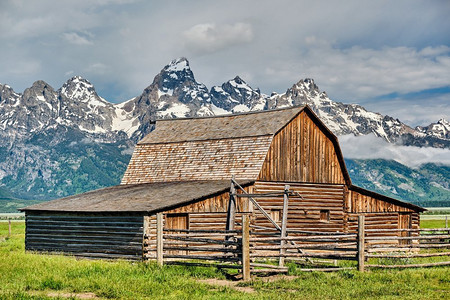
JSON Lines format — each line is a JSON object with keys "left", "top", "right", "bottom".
{"left": 0, "top": 222, "right": 449, "bottom": 299}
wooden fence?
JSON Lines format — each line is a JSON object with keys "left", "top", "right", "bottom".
{"left": 146, "top": 214, "right": 450, "bottom": 280}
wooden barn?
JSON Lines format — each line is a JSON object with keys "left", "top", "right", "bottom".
{"left": 21, "top": 105, "right": 425, "bottom": 260}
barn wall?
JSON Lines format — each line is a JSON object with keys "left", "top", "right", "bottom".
{"left": 253, "top": 181, "right": 346, "bottom": 232}
{"left": 347, "top": 189, "right": 415, "bottom": 213}
{"left": 121, "top": 136, "right": 272, "bottom": 184}
{"left": 25, "top": 212, "right": 144, "bottom": 260}
{"left": 258, "top": 111, "right": 346, "bottom": 184}
{"left": 347, "top": 212, "right": 420, "bottom": 239}
{"left": 144, "top": 188, "right": 249, "bottom": 258}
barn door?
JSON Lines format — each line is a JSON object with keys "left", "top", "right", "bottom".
{"left": 166, "top": 213, "right": 189, "bottom": 255}
{"left": 398, "top": 213, "right": 411, "bottom": 246}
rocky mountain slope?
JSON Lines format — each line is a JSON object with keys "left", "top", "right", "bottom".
{"left": 346, "top": 159, "right": 450, "bottom": 207}
{"left": 0, "top": 57, "right": 448, "bottom": 207}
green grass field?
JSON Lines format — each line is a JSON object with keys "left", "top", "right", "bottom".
{"left": 0, "top": 220, "right": 449, "bottom": 299}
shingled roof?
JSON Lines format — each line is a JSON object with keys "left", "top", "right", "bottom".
{"left": 21, "top": 180, "right": 254, "bottom": 213}
{"left": 122, "top": 106, "right": 308, "bottom": 184}
{"left": 138, "top": 106, "right": 303, "bottom": 144}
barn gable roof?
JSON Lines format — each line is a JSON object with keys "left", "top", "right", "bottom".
{"left": 20, "top": 180, "right": 254, "bottom": 213}
{"left": 122, "top": 105, "right": 353, "bottom": 185}
{"left": 122, "top": 106, "right": 309, "bottom": 184}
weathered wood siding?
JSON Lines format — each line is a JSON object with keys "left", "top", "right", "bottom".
{"left": 347, "top": 189, "right": 415, "bottom": 213}
{"left": 121, "top": 136, "right": 272, "bottom": 184}
{"left": 253, "top": 181, "right": 346, "bottom": 232}
{"left": 347, "top": 212, "right": 420, "bottom": 242}
{"left": 258, "top": 111, "right": 346, "bottom": 184}
{"left": 25, "top": 212, "right": 144, "bottom": 260}
{"left": 144, "top": 188, "right": 248, "bottom": 258}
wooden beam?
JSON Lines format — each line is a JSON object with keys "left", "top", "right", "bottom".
{"left": 232, "top": 178, "right": 281, "bottom": 231}
{"left": 357, "top": 215, "right": 365, "bottom": 272}
{"left": 156, "top": 213, "right": 163, "bottom": 266}
{"left": 226, "top": 176, "right": 236, "bottom": 231}
{"left": 242, "top": 213, "right": 251, "bottom": 281}
{"left": 279, "top": 185, "right": 289, "bottom": 267}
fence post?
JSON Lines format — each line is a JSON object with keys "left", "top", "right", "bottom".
{"left": 242, "top": 213, "right": 251, "bottom": 281}
{"left": 357, "top": 215, "right": 365, "bottom": 272}
{"left": 8, "top": 219, "right": 11, "bottom": 238}
{"left": 156, "top": 213, "right": 164, "bottom": 266}
{"left": 226, "top": 175, "right": 236, "bottom": 232}
{"left": 279, "top": 185, "right": 289, "bottom": 267}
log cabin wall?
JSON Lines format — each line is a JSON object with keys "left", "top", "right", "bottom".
{"left": 144, "top": 188, "right": 249, "bottom": 258}
{"left": 347, "top": 189, "right": 416, "bottom": 213}
{"left": 25, "top": 212, "right": 144, "bottom": 260}
{"left": 345, "top": 189, "right": 420, "bottom": 236}
{"left": 253, "top": 181, "right": 346, "bottom": 233}
{"left": 258, "top": 111, "right": 346, "bottom": 184}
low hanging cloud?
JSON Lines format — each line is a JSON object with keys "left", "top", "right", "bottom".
{"left": 339, "top": 134, "right": 450, "bottom": 168}
{"left": 183, "top": 22, "right": 253, "bottom": 54}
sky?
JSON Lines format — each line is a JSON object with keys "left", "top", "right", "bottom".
{"left": 0, "top": 0, "right": 449, "bottom": 127}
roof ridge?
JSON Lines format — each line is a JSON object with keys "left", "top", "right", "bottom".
{"left": 154, "top": 105, "right": 306, "bottom": 122}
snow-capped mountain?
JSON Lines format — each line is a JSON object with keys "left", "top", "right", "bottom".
{"left": 416, "top": 119, "right": 449, "bottom": 141}
{"left": 0, "top": 57, "right": 448, "bottom": 204}
{"left": 3, "top": 57, "right": 445, "bottom": 147}
{"left": 210, "top": 76, "right": 267, "bottom": 113}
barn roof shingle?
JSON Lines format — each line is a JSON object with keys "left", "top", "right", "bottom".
{"left": 138, "top": 106, "right": 304, "bottom": 144}
{"left": 20, "top": 180, "right": 254, "bottom": 213}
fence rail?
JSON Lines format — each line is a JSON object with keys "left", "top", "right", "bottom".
{"left": 145, "top": 213, "right": 450, "bottom": 280}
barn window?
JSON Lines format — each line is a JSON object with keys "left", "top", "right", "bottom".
{"left": 320, "top": 210, "right": 330, "bottom": 222}
{"left": 270, "top": 209, "right": 282, "bottom": 223}
{"left": 165, "top": 213, "right": 190, "bottom": 231}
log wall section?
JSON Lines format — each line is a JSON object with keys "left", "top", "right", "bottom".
{"left": 347, "top": 189, "right": 416, "bottom": 213}
{"left": 253, "top": 181, "right": 346, "bottom": 232}
{"left": 258, "top": 111, "right": 346, "bottom": 184}
{"left": 144, "top": 187, "right": 249, "bottom": 258}
{"left": 25, "top": 212, "right": 144, "bottom": 260}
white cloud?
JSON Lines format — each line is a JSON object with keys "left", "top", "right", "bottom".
{"left": 183, "top": 22, "right": 253, "bottom": 54}
{"left": 0, "top": 0, "right": 448, "bottom": 128}
{"left": 63, "top": 32, "right": 93, "bottom": 45}
{"left": 339, "top": 134, "right": 450, "bottom": 168}
{"left": 263, "top": 39, "right": 450, "bottom": 101}
{"left": 85, "top": 63, "right": 108, "bottom": 74}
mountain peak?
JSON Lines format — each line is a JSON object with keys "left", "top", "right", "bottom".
{"left": 31, "top": 80, "right": 52, "bottom": 89}
{"left": 59, "top": 76, "right": 107, "bottom": 106}
{"left": 231, "top": 75, "right": 245, "bottom": 84}
{"left": 438, "top": 118, "right": 449, "bottom": 126}
{"left": 295, "top": 78, "right": 318, "bottom": 91}
{"left": 165, "top": 57, "right": 190, "bottom": 72}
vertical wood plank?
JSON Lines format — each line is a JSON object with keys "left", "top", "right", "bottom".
{"left": 279, "top": 185, "right": 290, "bottom": 267}
{"left": 156, "top": 213, "right": 164, "bottom": 266}
{"left": 142, "top": 216, "right": 148, "bottom": 260}
{"left": 226, "top": 176, "right": 236, "bottom": 231}
{"left": 357, "top": 215, "right": 365, "bottom": 272}
{"left": 242, "top": 213, "right": 251, "bottom": 281}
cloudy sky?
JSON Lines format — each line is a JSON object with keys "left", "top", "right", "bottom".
{"left": 1, "top": 0, "right": 449, "bottom": 127}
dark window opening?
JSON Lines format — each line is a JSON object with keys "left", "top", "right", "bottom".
{"left": 320, "top": 210, "right": 330, "bottom": 222}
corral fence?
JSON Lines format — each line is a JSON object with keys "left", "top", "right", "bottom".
{"left": 145, "top": 214, "right": 450, "bottom": 281}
